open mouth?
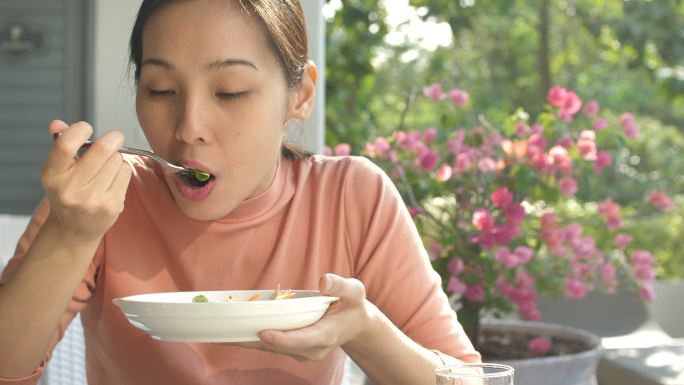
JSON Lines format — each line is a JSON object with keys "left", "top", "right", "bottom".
{"left": 177, "top": 170, "right": 215, "bottom": 188}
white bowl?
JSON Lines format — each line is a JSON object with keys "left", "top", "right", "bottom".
{"left": 112, "top": 290, "right": 338, "bottom": 342}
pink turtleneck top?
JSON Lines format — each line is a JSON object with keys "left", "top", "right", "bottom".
{"left": 1, "top": 154, "right": 479, "bottom": 385}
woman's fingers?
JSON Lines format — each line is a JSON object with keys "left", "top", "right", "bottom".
{"left": 47, "top": 119, "right": 69, "bottom": 135}
{"left": 44, "top": 121, "right": 93, "bottom": 175}
{"left": 226, "top": 276, "right": 371, "bottom": 362}
{"left": 320, "top": 274, "right": 365, "bottom": 304}
{"left": 41, "top": 120, "right": 131, "bottom": 241}
{"left": 73, "top": 129, "right": 125, "bottom": 184}
{"left": 260, "top": 321, "right": 337, "bottom": 351}
{"left": 109, "top": 160, "right": 133, "bottom": 200}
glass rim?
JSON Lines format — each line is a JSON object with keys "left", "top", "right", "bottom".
{"left": 435, "top": 363, "right": 514, "bottom": 379}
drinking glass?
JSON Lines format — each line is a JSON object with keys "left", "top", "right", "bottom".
{"left": 435, "top": 363, "right": 514, "bottom": 385}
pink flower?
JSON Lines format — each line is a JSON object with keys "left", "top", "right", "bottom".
{"left": 583, "top": 100, "right": 600, "bottom": 116}
{"left": 530, "top": 123, "right": 544, "bottom": 135}
{"left": 515, "top": 269, "right": 536, "bottom": 291}
{"left": 635, "top": 265, "right": 657, "bottom": 281}
{"left": 495, "top": 247, "right": 518, "bottom": 268}
{"left": 559, "top": 177, "right": 578, "bottom": 196}
{"left": 423, "top": 83, "right": 446, "bottom": 100}
{"left": 515, "top": 121, "right": 529, "bottom": 137}
{"left": 494, "top": 247, "right": 532, "bottom": 272}
{"left": 620, "top": 112, "right": 635, "bottom": 127}
{"left": 478, "top": 157, "right": 498, "bottom": 173}
{"left": 323, "top": 145, "right": 333, "bottom": 156}
{"left": 613, "top": 233, "right": 633, "bottom": 249}
{"left": 578, "top": 130, "right": 597, "bottom": 161}
{"left": 593, "top": 118, "right": 608, "bottom": 131}
{"left": 373, "top": 137, "right": 391, "bottom": 159}
{"left": 540, "top": 212, "right": 558, "bottom": 227}
{"left": 435, "top": 163, "right": 452, "bottom": 181}
{"left": 419, "top": 149, "right": 439, "bottom": 171}
{"left": 639, "top": 283, "right": 657, "bottom": 301}
{"left": 600, "top": 263, "right": 617, "bottom": 293}
{"left": 527, "top": 133, "right": 547, "bottom": 156}
{"left": 647, "top": 190, "right": 673, "bottom": 212}
{"left": 472, "top": 208, "right": 493, "bottom": 231}
{"left": 396, "top": 130, "right": 421, "bottom": 151}
{"left": 594, "top": 151, "right": 613, "bottom": 174}
{"left": 620, "top": 113, "right": 640, "bottom": 138}
{"left": 560, "top": 91, "right": 583, "bottom": 117}
{"left": 529, "top": 337, "right": 552, "bottom": 356}
{"left": 491, "top": 187, "right": 513, "bottom": 208}
{"left": 455, "top": 150, "right": 476, "bottom": 173}
{"left": 548, "top": 145, "right": 573, "bottom": 175}
{"left": 520, "top": 302, "right": 541, "bottom": 321}
{"left": 447, "top": 276, "right": 467, "bottom": 295}
{"left": 623, "top": 122, "right": 640, "bottom": 138}
{"left": 514, "top": 246, "right": 534, "bottom": 264}
{"left": 504, "top": 203, "right": 526, "bottom": 225}
{"left": 631, "top": 250, "right": 656, "bottom": 266}
{"left": 449, "top": 88, "right": 469, "bottom": 107}
{"left": 547, "top": 86, "right": 567, "bottom": 107}
{"left": 564, "top": 223, "right": 582, "bottom": 243}
{"left": 447, "top": 258, "right": 465, "bottom": 275}
{"left": 548, "top": 87, "right": 582, "bottom": 121}
{"left": 407, "top": 206, "right": 421, "bottom": 219}
{"left": 464, "top": 284, "right": 485, "bottom": 302}
{"left": 334, "top": 143, "right": 351, "bottom": 156}
{"left": 564, "top": 278, "right": 587, "bottom": 299}
{"left": 427, "top": 241, "right": 442, "bottom": 261}
{"left": 557, "top": 135, "right": 574, "bottom": 149}
{"left": 423, "top": 127, "right": 438, "bottom": 144}
{"left": 447, "top": 130, "right": 466, "bottom": 155}
{"left": 599, "top": 198, "right": 623, "bottom": 229}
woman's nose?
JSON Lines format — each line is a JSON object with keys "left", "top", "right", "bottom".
{"left": 174, "top": 94, "right": 212, "bottom": 144}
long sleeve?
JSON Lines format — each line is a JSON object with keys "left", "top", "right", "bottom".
{"left": 0, "top": 198, "right": 102, "bottom": 384}
{"left": 342, "top": 157, "right": 481, "bottom": 363}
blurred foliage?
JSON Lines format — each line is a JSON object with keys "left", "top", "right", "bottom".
{"left": 324, "top": 0, "right": 684, "bottom": 279}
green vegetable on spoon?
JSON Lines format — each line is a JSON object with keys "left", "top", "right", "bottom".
{"left": 192, "top": 170, "right": 211, "bottom": 182}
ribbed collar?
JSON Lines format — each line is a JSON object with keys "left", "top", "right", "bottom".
{"left": 217, "top": 155, "right": 294, "bottom": 224}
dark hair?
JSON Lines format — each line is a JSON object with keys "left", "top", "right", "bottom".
{"left": 129, "top": 0, "right": 311, "bottom": 158}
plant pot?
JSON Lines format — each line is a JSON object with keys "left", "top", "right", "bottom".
{"left": 648, "top": 279, "right": 684, "bottom": 338}
{"left": 480, "top": 319, "right": 602, "bottom": 385}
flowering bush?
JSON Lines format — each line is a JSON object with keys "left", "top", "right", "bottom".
{"left": 340, "top": 83, "right": 672, "bottom": 348}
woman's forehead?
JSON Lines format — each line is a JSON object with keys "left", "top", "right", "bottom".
{"left": 141, "top": 0, "right": 274, "bottom": 68}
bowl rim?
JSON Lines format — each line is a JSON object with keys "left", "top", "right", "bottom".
{"left": 112, "top": 289, "right": 339, "bottom": 307}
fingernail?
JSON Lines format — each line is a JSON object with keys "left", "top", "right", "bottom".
{"left": 260, "top": 332, "right": 273, "bottom": 345}
{"left": 324, "top": 274, "right": 334, "bottom": 292}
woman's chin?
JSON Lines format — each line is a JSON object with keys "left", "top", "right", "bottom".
{"left": 165, "top": 178, "right": 237, "bottom": 221}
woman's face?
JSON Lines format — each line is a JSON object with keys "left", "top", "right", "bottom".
{"left": 136, "top": 0, "right": 307, "bottom": 220}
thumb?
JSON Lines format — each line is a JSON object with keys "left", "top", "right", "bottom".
{"left": 319, "top": 273, "right": 365, "bottom": 303}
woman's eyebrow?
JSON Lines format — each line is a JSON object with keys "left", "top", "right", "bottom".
{"left": 141, "top": 58, "right": 174, "bottom": 70}
{"left": 203, "top": 58, "right": 259, "bottom": 71}
{"left": 140, "top": 58, "right": 258, "bottom": 72}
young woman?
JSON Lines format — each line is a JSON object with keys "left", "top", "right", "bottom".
{"left": 0, "top": 1, "right": 480, "bottom": 384}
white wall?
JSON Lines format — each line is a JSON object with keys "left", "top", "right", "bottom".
{"left": 91, "top": 0, "right": 145, "bottom": 148}
{"left": 91, "top": 0, "right": 325, "bottom": 153}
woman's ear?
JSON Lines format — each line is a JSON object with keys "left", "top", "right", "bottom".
{"left": 286, "top": 60, "right": 317, "bottom": 121}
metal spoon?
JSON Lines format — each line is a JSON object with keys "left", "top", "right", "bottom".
{"left": 52, "top": 132, "right": 210, "bottom": 180}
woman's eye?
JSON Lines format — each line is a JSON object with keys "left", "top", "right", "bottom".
{"left": 149, "top": 89, "right": 175, "bottom": 96}
{"left": 216, "top": 91, "right": 248, "bottom": 100}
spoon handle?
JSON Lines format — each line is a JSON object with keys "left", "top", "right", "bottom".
{"left": 52, "top": 132, "right": 188, "bottom": 173}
